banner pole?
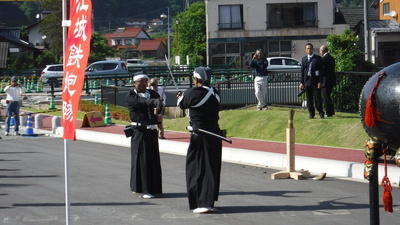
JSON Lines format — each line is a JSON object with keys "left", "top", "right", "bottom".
{"left": 64, "top": 139, "right": 71, "bottom": 225}
{"left": 62, "top": 0, "right": 70, "bottom": 224}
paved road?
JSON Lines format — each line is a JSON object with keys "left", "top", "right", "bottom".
{"left": 1, "top": 137, "right": 399, "bottom": 225}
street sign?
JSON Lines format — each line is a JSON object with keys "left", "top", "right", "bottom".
{"left": 81, "top": 111, "right": 105, "bottom": 127}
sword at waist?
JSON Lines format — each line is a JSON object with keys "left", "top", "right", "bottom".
{"left": 186, "top": 126, "right": 232, "bottom": 144}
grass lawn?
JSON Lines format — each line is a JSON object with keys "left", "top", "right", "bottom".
{"left": 163, "top": 106, "right": 370, "bottom": 150}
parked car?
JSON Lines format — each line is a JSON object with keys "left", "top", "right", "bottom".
{"left": 125, "top": 59, "right": 148, "bottom": 68}
{"left": 40, "top": 64, "right": 64, "bottom": 83}
{"left": 266, "top": 57, "right": 301, "bottom": 71}
{"left": 85, "top": 60, "right": 130, "bottom": 85}
{"left": 40, "top": 61, "right": 131, "bottom": 86}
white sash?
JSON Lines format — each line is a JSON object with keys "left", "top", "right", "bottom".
{"left": 192, "top": 86, "right": 220, "bottom": 108}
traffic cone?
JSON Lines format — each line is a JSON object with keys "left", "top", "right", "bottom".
{"left": 49, "top": 95, "right": 56, "bottom": 110}
{"left": 25, "top": 80, "right": 31, "bottom": 93}
{"left": 30, "top": 78, "right": 35, "bottom": 90}
{"left": 94, "top": 94, "right": 99, "bottom": 104}
{"left": 23, "top": 114, "right": 36, "bottom": 136}
{"left": 159, "top": 77, "right": 164, "bottom": 85}
{"left": 36, "top": 79, "right": 42, "bottom": 92}
{"left": 1, "top": 80, "right": 5, "bottom": 93}
{"left": 104, "top": 104, "right": 111, "bottom": 125}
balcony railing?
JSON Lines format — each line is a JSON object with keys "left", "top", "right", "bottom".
{"left": 218, "top": 22, "right": 243, "bottom": 30}
{"left": 267, "top": 19, "right": 318, "bottom": 29}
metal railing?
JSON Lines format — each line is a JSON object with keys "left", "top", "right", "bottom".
{"left": 1, "top": 67, "right": 374, "bottom": 113}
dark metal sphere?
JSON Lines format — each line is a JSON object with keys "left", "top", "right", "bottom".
{"left": 359, "top": 62, "right": 400, "bottom": 151}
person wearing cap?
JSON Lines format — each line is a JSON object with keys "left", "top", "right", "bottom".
{"left": 177, "top": 67, "right": 222, "bottom": 214}
{"left": 250, "top": 49, "right": 269, "bottom": 111}
{"left": 126, "top": 73, "right": 163, "bottom": 199}
{"left": 4, "top": 77, "right": 24, "bottom": 136}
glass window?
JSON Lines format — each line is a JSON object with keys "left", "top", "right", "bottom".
{"left": 268, "top": 40, "right": 293, "bottom": 57}
{"left": 219, "top": 5, "right": 243, "bottom": 29}
{"left": 270, "top": 59, "right": 282, "bottom": 65}
{"left": 267, "top": 3, "right": 317, "bottom": 28}
{"left": 281, "top": 41, "right": 291, "bottom": 51}
{"left": 212, "top": 57, "right": 225, "bottom": 65}
{"left": 125, "top": 39, "right": 132, "bottom": 45}
{"left": 269, "top": 41, "right": 280, "bottom": 52}
{"left": 244, "top": 42, "right": 264, "bottom": 52}
{"left": 383, "top": 3, "right": 390, "bottom": 15}
{"left": 211, "top": 43, "right": 226, "bottom": 54}
{"left": 103, "top": 63, "right": 118, "bottom": 70}
{"left": 285, "top": 59, "right": 299, "bottom": 66}
{"left": 226, "top": 43, "right": 240, "bottom": 53}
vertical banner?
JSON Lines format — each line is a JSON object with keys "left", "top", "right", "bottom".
{"left": 62, "top": 0, "right": 92, "bottom": 140}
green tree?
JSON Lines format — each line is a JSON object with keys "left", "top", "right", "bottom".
{"left": 7, "top": 53, "right": 35, "bottom": 70}
{"left": 172, "top": 2, "right": 206, "bottom": 65}
{"left": 39, "top": 0, "right": 63, "bottom": 63}
{"left": 89, "top": 32, "right": 117, "bottom": 63}
{"left": 326, "top": 28, "right": 377, "bottom": 72}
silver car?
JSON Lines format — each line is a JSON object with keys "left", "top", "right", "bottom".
{"left": 40, "top": 64, "right": 64, "bottom": 83}
{"left": 267, "top": 57, "right": 301, "bottom": 71}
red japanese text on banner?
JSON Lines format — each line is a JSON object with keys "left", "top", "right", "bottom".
{"left": 62, "top": 0, "right": 92, "bottom": 140}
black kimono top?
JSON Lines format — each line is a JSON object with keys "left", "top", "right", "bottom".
{"left": 178, "top": 86, "right": 220, "bottom": 130}
{"left": 126, "top": 88, "right": 160, "bottom": 126}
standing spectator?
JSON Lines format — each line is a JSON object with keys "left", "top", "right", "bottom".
{"left": 126, "top": 74, "right": 163, "bottom": 199}
{"left": 148, "top": 77, "right": 166, "bottom": 139}
{"left": 4, "top": 77, "right": 24, "bottom": 136}
{"left": 250, "top": 49, "right": 269, "bottom": 111}
{"left": 177, "top": 67, "right": 222, "bottom": 214}
{"left": 300, "top": 43, "right": 325, "bottom": 119}
{"left": 319, "top": 45, "right": 336, "bottom": 117}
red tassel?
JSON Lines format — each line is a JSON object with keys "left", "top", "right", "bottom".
{"left": 364, "top": 72, "right": 386, "bottom": 127}
{"left": 382, "top": 176, "right": 393, "bottom": 213}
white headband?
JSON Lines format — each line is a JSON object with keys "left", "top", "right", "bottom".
{"left": 193, "top": 71, "right": 202, "bottom": 80}
{"left": 133, "top": 74, "right": 149, "bottom": 81}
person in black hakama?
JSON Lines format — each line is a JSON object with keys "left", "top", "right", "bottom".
{"left": 126, "top": 74, "right": 163, "bottom": 199}
{"left": 177, "top": 67, "right": 223, "bottom": 214}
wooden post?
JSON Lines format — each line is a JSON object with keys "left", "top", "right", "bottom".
{"left": 271, "top": 110, "right": 310, "bottom": 180}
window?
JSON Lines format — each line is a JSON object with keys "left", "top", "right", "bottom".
{"left": 285, "top": 59, "right": 300, "bottom": 66}
{"left": 125, "top": 39, "right": 132, "bottom": 45}
{"left": 268, "top": 40, "right": 292, "bottom": 57}
{"left": 103, "top": 63, "right": 118, "bottom": 70}
{"left": 383, "top": 3, "right": 390, "bottom": 15}
{"left": 270, "top": 58, "right": 283, "bottom": 65}
{"left": 219, "top": 5, "right": 243, "bottom": 29}
{"left": 267, "top": 3, "right": 317, "bottom": 28}
{"left": 210, "top": 43, "right": 239, "bottom": 54}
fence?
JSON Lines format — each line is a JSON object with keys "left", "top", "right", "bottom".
{"left": 0, "top": 67, "right": 374, "bottom": 113}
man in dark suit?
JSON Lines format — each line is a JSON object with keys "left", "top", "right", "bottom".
{"left": 300, "top": 43, "right": 325, "bottom": 119}
{"left": 319, "top": 45, "right": 336, "bottom": 117}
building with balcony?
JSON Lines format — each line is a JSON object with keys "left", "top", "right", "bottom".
{"left": 205, "top": 0, "right": 348, "bottom": 68}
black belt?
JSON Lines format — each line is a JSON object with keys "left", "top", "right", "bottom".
{"left": 7, "top": 101, "right": 19, "bottom": 103}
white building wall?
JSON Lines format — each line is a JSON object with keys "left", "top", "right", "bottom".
{"left": 205, "top": 0, "right": 349, "bottom": 65}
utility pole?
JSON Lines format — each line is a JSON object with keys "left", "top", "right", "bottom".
{"left": 364, "top": 0, "right": 371, "bottom": 61}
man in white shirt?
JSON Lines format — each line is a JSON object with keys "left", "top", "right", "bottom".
{"left": 4, "top": 77, "right": 24, "bottom": 136}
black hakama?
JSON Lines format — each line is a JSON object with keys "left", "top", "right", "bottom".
{"left": 178, "top": 86, "right": 222, "bottom": 209}
{"left": 126, "top": 89, "right": 162, "bottom": 194}
{"left": 130, "top": 128, "right": 162, "bottom": 194}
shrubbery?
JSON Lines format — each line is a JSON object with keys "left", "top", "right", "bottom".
{"left": 79, "top": 99, "right": 130, "bottom": 122}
